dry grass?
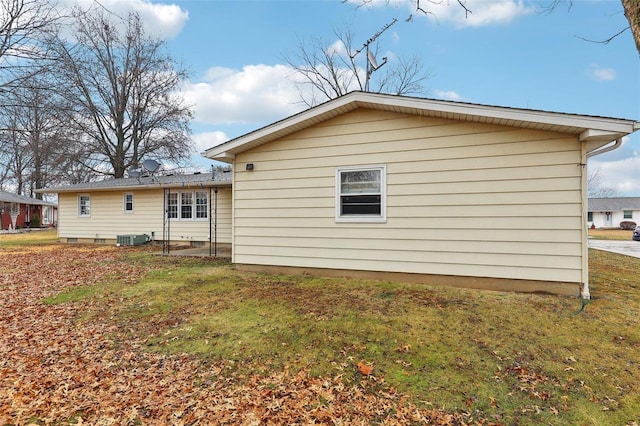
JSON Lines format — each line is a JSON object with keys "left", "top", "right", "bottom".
{"left": 0, "top": 229, "right": 59, "bottom": 247}
{"left": 588, "top": 228, "right": 635, "bottom": 240}
{"left": 5, "top": 233, "right": 640, "bottom": 425}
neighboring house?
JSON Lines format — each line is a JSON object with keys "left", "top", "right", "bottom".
{"left": 203, "top": 92, "right": 640, "bottom": 298}
{"left": 36, "top": 172, "right": 232, "bottom": 248}
{"left": 588, "top": 197, "right": 640, "bottom": 228}
{"left": 0, "top": 190, "right": 57, "bottom": 230}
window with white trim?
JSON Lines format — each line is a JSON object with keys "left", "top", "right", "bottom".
{"left": 167, "top": 193, "right": 178, "bottom": 219}
{"left": 124, "top": 193, "right": 134, "bottom": 213}
{"left": 181, "top": 192, "right": 193, "bottom": 219}
{"left": 336, "top": 165, "right": 386, "bottom": 222}
{"left": 166, "top": 190, "right": 208, "bottom": 220}
{"left": 78, "top": 194, "right": 91, "bottom": 217}
{"left": 195, "top": 191, "right": 208, "bottom": 219}
{"left": 623, "top": 210, "right": 633, "bottom": 219}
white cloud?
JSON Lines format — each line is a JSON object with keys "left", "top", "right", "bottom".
{"left": 589, "top": 136, "right": 640, "bottom": 196}
{"left": 183, "top": 64, "right": 305, "bottom": 126}
{"left": 434, "top": 90, "right": 465, "bottom": 102}
{"left": 344, "top": 0, "right": 532, "bottom": 27}
{"left": 65, "top": 0, "right": 189, "bottom": 39}
{"left": 192, "top": 131, "right": 229, "bottom": 154}
{"left": 328, "top": 39, "right": 349, "bottom": 57}
{"left": 428, "top": 0, "right": 534, "bottom": 27}
{"left": 589, "top": 64, "right": 617, "bottom": 81}
{"left": 590, "top": 156, "right": 640, "bottom": 196}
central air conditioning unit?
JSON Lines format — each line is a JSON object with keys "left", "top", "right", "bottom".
{"left": 116, "top": 234, "right": 150, "bottom": 246}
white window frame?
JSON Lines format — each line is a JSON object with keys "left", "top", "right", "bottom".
{"left": 78, "top": 194, "right": 91, "bottom": 217}
{"left": 167, "top": 192, "right": 178, "bottom": 219}
{"left": 166, "top": 190, "right": 208, "bottom": 221}
{"left": 623, "top": 210, "right": 633, "bottom": 219}
{"left": 335, "top": 165, "right": 386, "bottom": 223}
{"left": 195, "top": 191, "right": 208, "bottom": 219}
{"left": 124, "top": 193, "right": 134, "bottom": 213}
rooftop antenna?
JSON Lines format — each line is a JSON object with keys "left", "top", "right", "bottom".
{"left": 351, "top": 18, "right": 397, "bottom": 92}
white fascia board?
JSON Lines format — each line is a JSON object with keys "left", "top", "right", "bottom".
{"left": 579, "top": 129, "right": 624, "bottom": 142}
{"left": 377, "top": 94, "right": 637, "bottom": 133}
{"left": 203, "top": 92, "right": 639, "bottom": 160}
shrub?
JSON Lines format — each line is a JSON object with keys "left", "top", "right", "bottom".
{"left": 620, "top": 221, "right": 637, "bottom": 230}
{"left": 29, "top": 214, "right": 40, "bottom": 228}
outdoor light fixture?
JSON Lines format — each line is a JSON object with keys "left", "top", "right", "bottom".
{"left": 246, "top": 163, "right": 254, "bottom": 171}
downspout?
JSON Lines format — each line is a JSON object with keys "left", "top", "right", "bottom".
{"left": 586, "top": 138, "right": 623, "bottom": 159}
{"left": 581, "top": 137, "right": 623, "bottom": 299}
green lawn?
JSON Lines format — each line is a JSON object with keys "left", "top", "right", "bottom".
{"left": 37, "top": 246, "right": 639, "bottom": 425}
{"left": 0, "top": 228, "right": 627, "bottom": 425}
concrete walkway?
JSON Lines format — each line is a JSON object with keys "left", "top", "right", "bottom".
{"left": 588, "top": 239, "right": 640, "bottom": 259}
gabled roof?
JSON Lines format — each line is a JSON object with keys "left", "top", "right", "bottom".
{"left": 36, "top": 172, "right": 232, "bottom": 194}
{"left": 588, "top": 197, "right": 640, "bottom": 211}
{"left": 0, "top": 190, "right": 57, "bottom": 206}
{"left": 203, "top": 92, "right": 640, "bottom": 162}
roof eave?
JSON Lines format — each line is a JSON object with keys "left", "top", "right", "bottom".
{"left": 36, "top": 181, "right": 232, "bottom": 194}
{"left": 202, "top": 92, "right": 639, "bottom": 161}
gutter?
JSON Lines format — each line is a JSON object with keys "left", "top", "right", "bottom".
{"left": 585, "top": 137, "right": 623, "bottom": 158}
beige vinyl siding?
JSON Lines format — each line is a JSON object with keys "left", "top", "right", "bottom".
{"left": 232, "top": 108, "right": 584, "bottom": 284}
{"left": 58, "top": 188, "right": 232, "bottom": 244}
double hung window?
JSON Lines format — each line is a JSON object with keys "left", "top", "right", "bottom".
{"left": 79, "top": 195, "right": 91, "bottom": 217}
{"left": 124, "top": 193, "right": 134, "bottom": 213}
{"left": 336, "top": 165, "right": 386, "bottom": 222}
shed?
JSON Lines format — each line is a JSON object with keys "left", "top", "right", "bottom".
{"left": 204, "top": 92, "right": 640, "bottom": 298}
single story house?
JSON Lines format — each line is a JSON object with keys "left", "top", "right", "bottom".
{"left": 588, "top": 197, "right": 640, "bottom": 228}
{"left": 203, "top": 92, "right": 639, "bottom": 298}
{"left": 0, "top": 190, "right": 57, "bottom": 230}
{"left": 36, "top": 172, "right": 232, "bottom": 250}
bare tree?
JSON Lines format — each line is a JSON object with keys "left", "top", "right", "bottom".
{"left": 0, "top": 72, "right": 73, "bottom": 197}
{"left": 587, "top": 167, "right": 620, "bottom": 198}
{"left": 0, "top": 0, "right": 60, "bottom": 92}
{"left": 285, "top": 26, "right": 431, "bottom": 107}
{"left": 347, "top": 0, "right": 640, "bottom": 56}
{"left": 50, "top": 7, "right": 193, "bottom": 178}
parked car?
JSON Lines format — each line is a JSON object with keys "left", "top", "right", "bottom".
{"left": 634, "top": 226, "right": 640, "bottom": 241}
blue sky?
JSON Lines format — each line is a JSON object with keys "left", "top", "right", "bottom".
{"left": 86, "top": 0, "right": 639, "bottom": 195}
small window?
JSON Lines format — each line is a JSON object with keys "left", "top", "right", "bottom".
{"left": 336, "top": 165, "right": 386, "bottom": 222}
{"left": 623, "top": 210, "right": 633, "bottom": 219}
{"left": 124, "top": 193, "right": 134, "bottom": 213}
{"left": 79, "top": 194, "right": 91, "bottom": 217}
{"left": 587, "top": 212, "right": 593, "bottom": 222}
{"left": 167, "top": 193, "right": 178, "bottom": 219}
{"left": 181, "top": 192, "right": 193, "bottom": 219}
{"left": 195, "top": 191, "right": 208, "bottom": 219}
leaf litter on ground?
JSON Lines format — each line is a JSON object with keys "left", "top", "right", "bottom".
{"left": 0, "top": 243, "right": 491, "bottom": 425}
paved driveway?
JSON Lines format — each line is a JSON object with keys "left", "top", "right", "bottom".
{"left": 588, "top": 239, "right": 640, "bottom": 259}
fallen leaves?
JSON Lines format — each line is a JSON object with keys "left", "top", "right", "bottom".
{"left": 0, "top": 244, "right": 482, "bottom": 425}
{"left": 356, "top": 360, "right": 374, "bottom": 376}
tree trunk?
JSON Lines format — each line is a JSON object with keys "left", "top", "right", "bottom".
{"left": 621, "top": 0, "right": 640, "bottom": 55}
